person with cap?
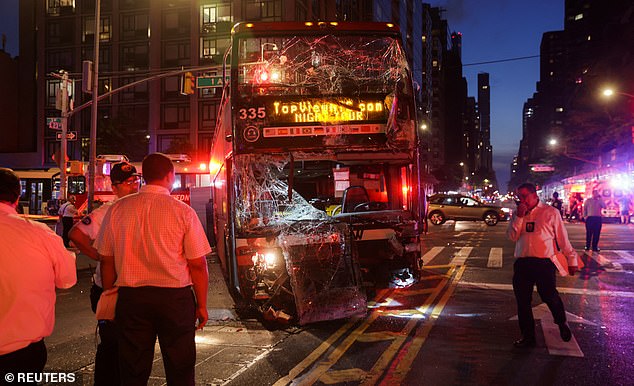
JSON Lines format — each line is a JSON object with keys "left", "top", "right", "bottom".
{"left": 95, "top": 153, "right": 211, "bottom": 385}
{"left": 0, "top": 168, "right": 76, "bottom": 381}
{"left": 69, "top": 161, "right": 140, "bottom": 386}
{"left": 507, "top": 182, "right": 579, "bottom": 348}
{"left": 58, "top": 195, "right": 78, "bottom": 247}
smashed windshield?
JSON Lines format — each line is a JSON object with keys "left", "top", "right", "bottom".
{"left": 237, "top": 34, "right": 412, "bottom": 97}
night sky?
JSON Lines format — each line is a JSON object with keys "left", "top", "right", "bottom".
{"left": 0, "top": 0, "right": 564, "bottom": 191}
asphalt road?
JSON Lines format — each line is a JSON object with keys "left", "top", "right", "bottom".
{"left": 42, "top": 221, "right": 634, "bottom": 385}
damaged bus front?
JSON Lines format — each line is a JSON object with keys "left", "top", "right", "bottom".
{"left": 209, "top": 22, "right": 424, "bottom": 324}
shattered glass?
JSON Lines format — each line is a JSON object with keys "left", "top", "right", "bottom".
{"left": 235, "top": 33, "right": 416, "bottom": 151}
{"left": 221, "top": 29, "right": 421, "bottom": 324}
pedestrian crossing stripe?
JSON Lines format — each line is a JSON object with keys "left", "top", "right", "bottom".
{"left": 487, "top": 247, "right": 503, "bottom": 268}
{"left": 421, "top": 247, "right": 633, "bottom": 272}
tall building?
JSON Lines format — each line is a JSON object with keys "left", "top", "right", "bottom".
{"left": 514, "top": 0, "right": 634, "bottom": 186}
{"left": 3, "top": 0, "right": 378, "bottom": 168}
{"left": 477, "top": 72, "right": 493, "bottom": 175}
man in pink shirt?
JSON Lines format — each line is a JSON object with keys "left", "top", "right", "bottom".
{"left": 95, "top": 153, "right": 211, "bottom": 385}
{"left": 0, "top": 168, "right": 77, "bottom": 379}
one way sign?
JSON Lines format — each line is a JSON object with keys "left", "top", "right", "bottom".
{"left": 56, "top": 131, "right": 77, "bottom": 141}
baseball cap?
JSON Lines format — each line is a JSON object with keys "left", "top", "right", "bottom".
{"left": 110, "top": 162, "right": 140, "bottom": 185}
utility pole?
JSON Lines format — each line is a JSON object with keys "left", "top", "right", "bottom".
{"left": 51, "top": 70, "right": 70, "bottom": 201}
{"left": 87, "top": 0, "right": 101, "bottom": 213}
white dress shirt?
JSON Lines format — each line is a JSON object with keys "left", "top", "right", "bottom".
{"left": 95, "top": 185, "right": 211, "bottom": 288}
{"left": 0, "top": 203, "right": 77, "bottom": 355}
{"left": 507, "top": 201, "right": 578, "bottom": 266}
{"left": 71, "top": 201, "right": 114, "bottom": 287}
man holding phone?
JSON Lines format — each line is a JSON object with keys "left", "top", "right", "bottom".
{"left": 507, "top": 183, "right": 579, "bottom": 348}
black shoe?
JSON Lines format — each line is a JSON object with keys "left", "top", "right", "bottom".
{"left": 513, "top": 337, "right": 536, "bottom": 348}
{"left": 592, "top": 248, "right": 600, "bottom": 252}
{"left": 584, "top": 247, "right": 589, "bottom": 251}
{"left": 559, "top": 324, "right": 572, "bottom": 342}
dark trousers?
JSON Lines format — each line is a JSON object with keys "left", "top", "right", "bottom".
{"left": 585, "top": 216, "right": 602, "bottom": 250}
{"left": 116, "top": 286, "right": 196, "bottom": 386}
{"left": 62, "top": 217, "right": 74, "bottom": 247}
{"left": 0, "top": 340, "right": 47, "bottom": 386}
{"left": 512, "top": 258, "right": 567, "bottom": 339}
{"left": 90, "top": 284, "right": 121, "bottom": 386}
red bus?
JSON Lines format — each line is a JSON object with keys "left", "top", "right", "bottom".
{"left": 208, "top": 22, "right": 425, "bottom": 324}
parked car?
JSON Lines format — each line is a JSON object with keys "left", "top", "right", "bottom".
{"left": 427, "top": 194, "right": 508, "bottom": 226}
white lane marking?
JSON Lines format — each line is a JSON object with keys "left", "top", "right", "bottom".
{"left": 422, "top": 247, "right": 444, "bottom": 265}
{"left": 459, "top": 281, "right": 634, "bottom": 298}
{"left": 487, "top": 248, "right": 503, "bottom": 268}
{"left": 450, "top": 247, "right": 472, "bottom": 266}
{"left": 510, "top": 304, "right": 593, "bottom": 357}
{"left": 614, "top": 250, "right": 634, "bottom": 264}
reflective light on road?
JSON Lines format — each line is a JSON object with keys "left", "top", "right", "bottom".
{"left": 195, "top": 335, "right": 220, "bottom": 345}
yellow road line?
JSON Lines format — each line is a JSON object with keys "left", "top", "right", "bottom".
{"left": 275, "top": 289, "right": 393, "bottom": 386}
{"left": 360, "top": 266, "right": 457, "bottom": 386}
{"left": 273, "top": 318, "right": 358, "bottom": 386}
{"left": 379, "top": 265, "right": 466, "bottom": 385}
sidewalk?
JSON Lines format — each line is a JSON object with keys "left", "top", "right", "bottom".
{"left": 64, "top": 254, "right": 289, "bottom": 385}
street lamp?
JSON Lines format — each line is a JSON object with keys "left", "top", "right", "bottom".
{"left": 602, "top": 88, "right": 634, "bottom": 99}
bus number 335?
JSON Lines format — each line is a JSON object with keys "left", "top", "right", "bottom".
{"left": 238, "top": 107, "right": 266, "bottom": 120}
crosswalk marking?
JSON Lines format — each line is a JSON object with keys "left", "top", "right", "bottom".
{"left": 422, "top": 246, "right": 443, "bottom": 265}
{"left": 449, "top": 247, "right": 473, "bottom": 266}
{"left": 487, "top": 247, "right": 503, "bottom": 268}
{"left": 421, "top": 246, "right": 632, "bottom": 272}
{"left": 614, "top": 250, "right": 634, "bottom": 264}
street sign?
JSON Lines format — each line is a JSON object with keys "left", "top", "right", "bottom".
{"left": 530, "top": 164, "right": 555, "bottom": 172}
{"left": 197, "top": 75, "right": 230, "bottom": 88}
{"left": 56, "top": 131, "right": 77, "bottom": 141}
{"left": 47, "top": 117, "right": 63, "bottom": 131}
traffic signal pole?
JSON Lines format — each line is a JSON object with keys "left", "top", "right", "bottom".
{"left": 87, "top": 0, "right": 101, "bottom": 213}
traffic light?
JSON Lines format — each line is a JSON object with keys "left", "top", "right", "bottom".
{"left": 181, "top": 72, "right": 195, "bottom": 95}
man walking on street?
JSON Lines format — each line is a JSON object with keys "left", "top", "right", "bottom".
{"left": 69, "top": 161, "right": 140, "bottom": 386}
{"left": 0, "top": 168, "right": 77, "bottom": 382}
{"left": 583, "top": 190, "right": 606, "bottom": 252}
{"left": 507, "top": 182, "right": 579, "bottom": 348}
{"left": 95, "top": 153, "right": 211, "bottom": 386}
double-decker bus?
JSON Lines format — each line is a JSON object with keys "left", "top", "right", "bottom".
{"left": 209, "top": 22, "right": 425, "bottom": 324}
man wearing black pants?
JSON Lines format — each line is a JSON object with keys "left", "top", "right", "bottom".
{"left": 96, "top": 153, "right": 211, "bottom": 385}
{"left": 583, "top": 190, "right": 606, "bottom": 252}
{"left": 507, "top": 183, "right": 579, "bottom": 348}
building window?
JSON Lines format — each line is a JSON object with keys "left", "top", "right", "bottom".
{"left": 162, "top": 76, "right": 181, "bottom": 99}
{"left": 555, "top": 107, "right": 564, "bottom": 112}
{"left": 201, "top": 3, "right": 234, "bottom": 33}
{"left": 162, "top": 9, "right": 191, "bottom": 36}
{"left": 120, "top": 76, "right": 149, "bottom": 102}
{"left": 83, "top": 16, "right": 111, "bottom": 42}
{"left": 47, "top": 50, "right": 74, "bottom": 72}
{"left": 47, "top": 21, "right": 73, "bottom": 45}
{"left": 47, "top": 0, "right": 75, "bottom": 16}
{"left": 200, "top": 102, "right": 218, "bottom": 130}
{"left": 244, "top": 0, "right": 282, "bottom": 21}
{"left": 121, "top": 43, "right": 149, "bottom": 70}
{"left": 574, "top": 13, "right": 583, "bottom": 21}
{"left": 82, "top": 46, "right": 111, "bottom": 71}
{"left": 47, "top": 80, "right": 61, "bottom": 108}
{"left": 201, "top": 37, "right": 217, "bottom": 58}
{"left": 162, "top": 104, "right": 190, "bottom": 129}
{"left": 163, "top": 41, "right": 190, "bottom": 67}
{"left": 121, "top": 13, "right": 149, "bottom": 40}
